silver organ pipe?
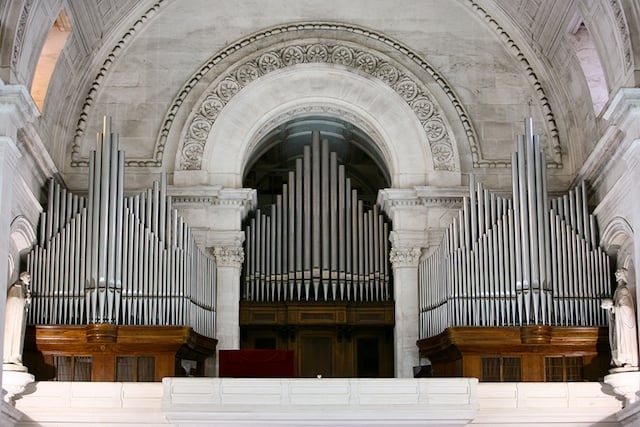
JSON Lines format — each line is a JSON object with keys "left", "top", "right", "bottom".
{"left": 418, "top": 119, "right": 611, "bottom": 339}
{"left": 243, "top": 131, "right": 392, "bottom": 302}
{"left": 27, "top": 117, "right": 217, "bottom": 339}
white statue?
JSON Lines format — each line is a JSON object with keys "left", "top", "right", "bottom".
{"left": 3, "top": 271, "right": 31, "bottom": 366}
{"left": 601, "top": 267, "right": 639, "bottom": 369}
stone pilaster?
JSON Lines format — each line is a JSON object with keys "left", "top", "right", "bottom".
{"left": 0, "top": 79, "right": 38, "bottom": 402}
{"left": 591, "top": 89, "right": 640, "bottom": 381}
{"left": 378, "top": 187, "right": 465, "bottom": 378}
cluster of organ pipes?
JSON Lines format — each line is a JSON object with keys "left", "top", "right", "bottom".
{"left": 419, "top": 119, "right": 611, "bottom": 339}
{"left": 26, "top": 117, "right": 217, "bottom": 339}
{"left": 243, "top": 131, "right": 392, "bottom": 302}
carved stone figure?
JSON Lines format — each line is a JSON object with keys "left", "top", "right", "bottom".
{"left": 601, "top": 268, "right": 639, "bottom": 369}
{"left": 3, "top": 271, "right": 31, "bottom": 366}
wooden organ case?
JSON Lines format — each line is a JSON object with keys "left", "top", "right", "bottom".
{"left": 416, "top": 119, "right": 611, "bottom": 382}
{"left": 240, "top": 131, "right": 394, "bottom": 378}
{"left": 23, "top": 118, "right": 217, "bottom": 382}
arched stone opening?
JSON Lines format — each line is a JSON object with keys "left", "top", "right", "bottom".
{"left": 243, "top": 114, "right": 391, "bottom": 211}
{"left": 174, "top": 64, "right": 460, "bottom": 189}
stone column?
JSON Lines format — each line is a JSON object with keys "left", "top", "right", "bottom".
{"left": 0, "top": 80, "right": 38, "bottom": 403}
{"left": 212, "top": 236, "right": 245, "bottom": 352}
{"left": 389, "top": 243, "right": 423, "bottom": 378}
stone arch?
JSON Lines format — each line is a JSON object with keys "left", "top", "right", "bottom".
{"left": 171, "top": 35, "right": 465, "bottom": 189}
{"left": 174, "top": 65, "right": 458, "bottom": 189}
{"left": 77, "top": 22, "right": 476, "bottom": 175}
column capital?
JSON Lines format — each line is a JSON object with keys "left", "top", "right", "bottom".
{"left": 389, "top": 247, "right": 422, "bottom": 268}
{"left": 212, "top": 246, "right": 244, "bottom": 268}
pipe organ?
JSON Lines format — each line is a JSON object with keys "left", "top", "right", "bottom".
{"left": 26, "top": 117, "right": 217, "bottom": 339}
{"left": 243, "top": 130, "right": 392, "bottom": 302}
{"left": 418, "top": 119, "right": 610, "bottom": 340}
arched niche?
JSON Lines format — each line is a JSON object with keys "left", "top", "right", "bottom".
{"left": 174, "top": 65, "right": 461, "bottom": 189}
{"left": 601, "top": 216, "right": 636, "bottom": 295}
{"left": 8, "top": 216, "right": 37, "bottom": 283}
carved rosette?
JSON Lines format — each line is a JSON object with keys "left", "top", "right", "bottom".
{"left": 179, "top": 42, "right": 455, "bottom": 172}
{"left": 212, "top": 246, "right": 245, "bottom": 268}
{"left": 389, "top": 247, "right": 422, "bottom": 268}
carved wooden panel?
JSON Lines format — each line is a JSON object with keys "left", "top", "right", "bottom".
{"left": 417, "top": 326, "right": 610, "bottom": 382}
{"left": 24, "top": 325, "right": 217, "bottom": 382}
{"left": 240, "top": 301, "right": 394, "bottom": 378}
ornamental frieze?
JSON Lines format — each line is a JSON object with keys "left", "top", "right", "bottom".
{"left": 179, "top": 42, "right": 456, "bottom": 172}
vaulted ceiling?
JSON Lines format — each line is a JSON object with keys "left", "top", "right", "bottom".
{"left": 2, "top": 0, "right": 638, "bottom": 193}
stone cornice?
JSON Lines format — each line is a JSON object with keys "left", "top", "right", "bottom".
{"left": 169, "top": 187, "right": 256, "bottom": 214}
{"left": 580, "top": 88, "right": 640, "bottom": 186}
{"left": 377, "top": 187, "right": 467, "bottom": 216}
{"left": 0, "top": 81, "right": 40, "bottom": 137}
{"left": 602, "top": 88, "right": 640, "bottom": 125}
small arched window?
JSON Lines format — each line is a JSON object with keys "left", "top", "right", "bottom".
{"left": 30, "top": 9, "right": 71, "bottom": 112}
{"left": 567, "top": 20, "right": 609, "bottom": 116}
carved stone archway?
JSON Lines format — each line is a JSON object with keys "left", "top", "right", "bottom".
{"left": 174, "top": 63, "right": 461, "bottom": 189}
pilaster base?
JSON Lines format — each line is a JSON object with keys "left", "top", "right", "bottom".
{"left": 2, "top": 367, "right": 34, "bottom": 404}
{"left": 604, "top": 369, "right": 640, "bottom": 407}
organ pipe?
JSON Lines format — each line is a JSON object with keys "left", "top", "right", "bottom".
{"left": 27, "top": 117, "right": 217, "bottom": 338}
{"left": 418, "top": 119, "right": 610, "bottom": 339}
{"left": 243, "top": 131, "right": 392, "bottom": 302}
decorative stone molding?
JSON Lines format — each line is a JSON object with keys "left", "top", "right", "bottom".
{"left": 389, "top": 247, "right": 422, "bottom": 268}
{"left": 212, "top": 246, "right": 244, "bottom": 268}
{"left": 602, "top": 88, "right": 640, "bottom": 124}
{"left": 169, "top": 187, "right": 256, "bottom": 215}
{"left": 176, "top": 41, "right": 456, "bottom": 172}
{"left": 464, "top": 1, "right": 562, "bottom": 168}
{"left": 11, "top": 0, "right": 34, "bottom": 69}
{"left": 70, "top": 1, "right": 167, "bottom": 166}
{"left": 610, "top": 0, "right": 633, "bottom": 71}
{"left": 378, "top": 187, "right": 467, "bottom": 214}
{"left": 70, "top": 12, "right": 562, "bottom": 170}
{"left": 71, "top": 21, "right": 474, "bottom": 171}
